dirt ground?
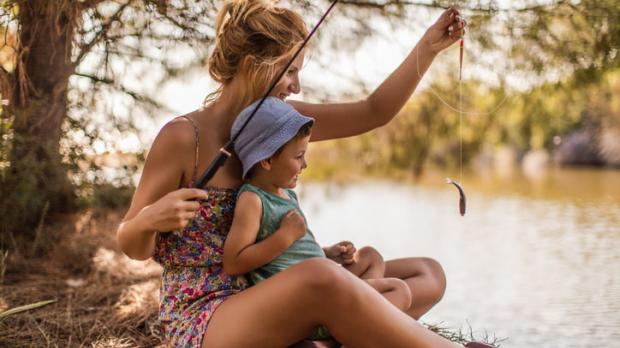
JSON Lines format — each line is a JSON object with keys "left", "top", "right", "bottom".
{"left": 0, "top": 209, "right": 164, "bottom": 347}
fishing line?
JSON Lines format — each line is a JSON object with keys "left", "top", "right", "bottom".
{"left": 414, "top": 3, "right": 511, "bottom": 117}
{"left": 416, "top": 4, "right": 480, "bottom": 216}
{"left": 415, "top": 41, "right": 510, "bottom": 117}
{"left": 459, "top": 56, "right": 463, "bottom": 183}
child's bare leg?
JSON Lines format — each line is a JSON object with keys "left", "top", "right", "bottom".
{"left": 344, "top": 246, "right": 385, "bottom": 279}
{"left": 366, "top": 278, "right": 413, "bottom": 311}
{"left": 384, "top": 257, "right": 447, "bottom": 320}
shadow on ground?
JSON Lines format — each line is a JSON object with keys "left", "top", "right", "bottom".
{"left": 0, "top": 209, "right": 164, "bottom": 347}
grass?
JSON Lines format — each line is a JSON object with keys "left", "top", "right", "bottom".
{"left": 425, "top": 322, "right": 506, "bottom": 347}
{"left": 0, "top": 300, "right": 57, "bottom": 322}
{"left": 0, "top": 209, "right": 163, "bottom": 347}
{"left": 0, "top": 248, "right": 7, "bottom": 284}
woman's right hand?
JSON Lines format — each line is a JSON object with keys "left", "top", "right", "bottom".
{"left": 140, "top": 188, "right": 208, "bottom": 232}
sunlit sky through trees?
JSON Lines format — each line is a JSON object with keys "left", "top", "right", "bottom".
{"left": 104, "top": 0, "right": 579, "bottom": 154}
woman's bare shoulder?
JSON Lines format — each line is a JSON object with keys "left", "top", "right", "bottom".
{"left": 152, "top": 115, "right": 198, "bottom": 151}
{"left": 142, "top": 115, "right": 201, "bottom": 177}
{"left": 127, "top": 116, "right": 200, "bottom": 218}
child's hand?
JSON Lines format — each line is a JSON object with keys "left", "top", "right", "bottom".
{"left": 278, "top": 209, "right": 306, "bottom": 243}
{"left": 324, "top": 241, "right": 357, "bottom": 265}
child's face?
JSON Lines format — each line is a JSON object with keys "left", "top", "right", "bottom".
{"left": 268, "top": 135, "right": 309, "bottom": 189}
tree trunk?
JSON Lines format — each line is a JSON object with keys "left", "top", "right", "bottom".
{"left": 1, "top": 2, "right": 77, "bottom": 247}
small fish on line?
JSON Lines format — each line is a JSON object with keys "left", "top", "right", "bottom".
{"left": 446, "top": 177, "right": 466, "bottom": 216}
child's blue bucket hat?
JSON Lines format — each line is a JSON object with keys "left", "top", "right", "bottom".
{"left": 232, "top": 97, "right": 314, "bottom": 179}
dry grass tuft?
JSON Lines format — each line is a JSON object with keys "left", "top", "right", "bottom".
{"left": 425, "top": 322, "right": 506, "bottom": 347}
{"left": 0, "top": 209, "right": 164, "bottom": 347}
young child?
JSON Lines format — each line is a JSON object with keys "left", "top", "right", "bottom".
{"left": 223, "top": 97, "right": 411, "bottom": 340}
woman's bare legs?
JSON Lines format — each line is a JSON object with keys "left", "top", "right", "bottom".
{"left": 384, "top": 257, "right": 447, "bottom": 320}
{"left": 203, "top": 258, "right": 461, "bottom": 348}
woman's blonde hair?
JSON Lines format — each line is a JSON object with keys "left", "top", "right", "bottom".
{"left": 206, "top": 0, "right": 308, "bottom": 108}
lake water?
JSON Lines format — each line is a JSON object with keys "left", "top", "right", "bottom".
{"left": 297, "top": 167, "right": 620, "bottom": 348}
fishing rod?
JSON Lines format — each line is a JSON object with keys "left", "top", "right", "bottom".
{"left": 194, "top": 0, "right": 339, "bottom": 189}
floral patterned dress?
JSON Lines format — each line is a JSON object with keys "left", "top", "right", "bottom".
{"left": 153, "top": 116, "right": 249, "bottom": 347}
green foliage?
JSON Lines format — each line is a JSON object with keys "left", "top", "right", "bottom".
{"left": 507, "top": 0, "right": 620, "bottom": 78}
{"left": 307, "top": 66, "right": 620, "bottom": 179}
{"left": 500, "top": 68, "right": 620, "bottom": 152}
{"left": 304, "top": 0, "right": 620, "bottom": 179}
{"left": 308, "top": 77, "right": 508, "bottom": 179}
{"left": 0, "top": 137, "right": 75, "bottom": 253}
{"left": 89, "top": 183, "right": 135, "bottom": 210}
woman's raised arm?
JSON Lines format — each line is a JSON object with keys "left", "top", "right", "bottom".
{"left": 291, "top": 7, "right": 465, "bottom": 141}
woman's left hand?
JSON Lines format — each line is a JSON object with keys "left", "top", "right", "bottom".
{"left": 422, "top": 6, "right": 467, "bottom": 54}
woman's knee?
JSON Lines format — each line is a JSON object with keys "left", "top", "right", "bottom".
{"left": 295, "top": 258, "right": 376, "bottom": 313}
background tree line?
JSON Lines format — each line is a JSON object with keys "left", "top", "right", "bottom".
{"left": 306, "top": 0, "right": 620, "bottom": 179}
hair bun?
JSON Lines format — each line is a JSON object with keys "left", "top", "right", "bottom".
{"left": 206, "top": 0, "right": 308, "bottom": 107}
{"left": 217, "top": 0, "right": 274, "bottom": 35}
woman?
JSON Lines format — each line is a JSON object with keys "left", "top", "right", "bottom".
{"left": 117, "top": 1, "right": 470, "bottom": 347}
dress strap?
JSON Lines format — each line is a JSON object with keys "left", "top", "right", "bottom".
{"left": 180, "top": 115, "right": 199, "bottom": 182}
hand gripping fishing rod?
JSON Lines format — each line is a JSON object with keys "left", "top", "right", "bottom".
{"left": 195, "top": 0, "right": 339, "bottom": 189}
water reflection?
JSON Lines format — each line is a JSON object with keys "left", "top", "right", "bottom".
{"left": 298, "top": 168, "right": 620, "bottom": 348}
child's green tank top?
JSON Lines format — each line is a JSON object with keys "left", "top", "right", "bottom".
{"left": 238, "top": 183, "right": 326, "bottom": 284}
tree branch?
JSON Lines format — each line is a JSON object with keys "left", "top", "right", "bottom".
{"left": 339, "top": 0, "right": 444, "bottom": 10}
{"left": 338, "top": 0, "right": 569, "bottom": 13}
{"left": 73, "top": 71, "right": 167, "bottom": 111}
{"left": 79, "top": 0, "right": 108, "bottom": 10}
{"left": 73, "top": 0, "right": 134, "bottom": 67}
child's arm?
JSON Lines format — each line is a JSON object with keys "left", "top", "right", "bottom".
{"left": 223, "top": 191, "right": 306, "bottom": 276}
